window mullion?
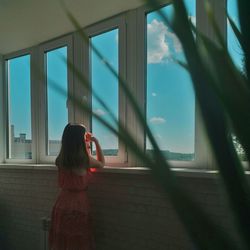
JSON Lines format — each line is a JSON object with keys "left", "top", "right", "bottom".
{"left": 38, "top": 35, "right": 73, "bottom": 163}
{"left": 67, "top": 38, "right": 74, "bottom": 124}
{"left": 38, "top": 44, "right": 47, "bottom": 163}
{"left": 118, "top": 17, "right": 127, "bottom": 162}
{"left": 0, "top": 54, "right": 5, "bottom": 163}
{"left": 125, "top": 8, "right": 146, "bottom": 167}
{"left": 30, "top": 47, "right": 40, "bottom": 163}
{"left": 73, "top": 31, "right": 91, "bottom": 129}
{"left": 196, "top": 0, "right": 227, "bottom": 169}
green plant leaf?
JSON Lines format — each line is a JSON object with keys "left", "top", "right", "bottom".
{"left": 59, "top": 0, "right": 250, "bottom": 248}
{"left": 189, "top": 23, "right": 250, "bottom": 162}
{"left": 145, "top": 0, "right": 250, "bottom": 248}
{"left": 197, "top": 33, "right": 250, "bottom": 161}
{"left": 205, "top": 0, "right": 225, "bottom": 49}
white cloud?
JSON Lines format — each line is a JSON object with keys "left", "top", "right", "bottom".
{"left": 147, "top": 19, "right": 169, "bottom": 64}
{"left": 150, "top": 117, "right": 166, "bottom": 124}
{"left": 152, "top": 92, "right": 157, "bottom": 97}
{"left": 93, "top": 109, "right": 106, "bottom": 116}
{"left": 147, "top": 19, "right": 183, "bottom": 64}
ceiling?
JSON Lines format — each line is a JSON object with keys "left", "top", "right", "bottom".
{"left": 0, "top": 0, "right": 143, "bottom": 55}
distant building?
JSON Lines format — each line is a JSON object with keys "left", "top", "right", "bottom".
{"left": 10, "top": 125, "right": 32, "bottom": 159}
{"left": 10, "top": 125, "right": 61, "bottom": 159}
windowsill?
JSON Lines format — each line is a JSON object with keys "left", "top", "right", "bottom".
{"left": 100, "top": 166, "right": 250, "bottom": 178}
{"left": 0, "top": 163, "right": 56, "bottom": 170}
{"left": 0, "top": 163, "right": 249, "bottom": 178}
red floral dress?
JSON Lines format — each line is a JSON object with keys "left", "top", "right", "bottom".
{"left": 49, "top": 168, "right": 95, "bottom": 250}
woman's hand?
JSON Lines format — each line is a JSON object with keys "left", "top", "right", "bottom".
{"left": 88, "top": 136, "right": 105, "bottom": 168}
{"left": 85, "top": 132, "right": 92, "bottom": 142}
{"left": 90, "top": 136, "right": 98, "bottom": 143}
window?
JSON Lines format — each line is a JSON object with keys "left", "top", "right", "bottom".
{"left": 0, "top": 55, "right": 4, "bottom": 163}
{"left": 2, "top": 2, "right": 234, "bottom": 168}
{"left": 90, "top": 29, "right": 119, "bottom": 156}
{"left": 39, "top": 35, "right": 73, "bottom": 162}
{"left": 146, "top": 1, "right": 196, "bottom": 162}
{"left": 85, "top": 17, "right": 126, "bottom": 164}
{"left": 6, "top": 54, "right": 32, "bottom": 159}
{"left": 45, "top": 47, "right": 68, "bottom": 156}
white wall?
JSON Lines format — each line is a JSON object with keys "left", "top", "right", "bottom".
{"left": 0, "top": 168, "right": 245, "bottom": 250}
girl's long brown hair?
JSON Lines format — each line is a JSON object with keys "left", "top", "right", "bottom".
{"left": 55, "top": 123, "right": 89, "bottom": 169}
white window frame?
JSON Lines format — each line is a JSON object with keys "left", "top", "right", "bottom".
{"left": 82, "top": 15, "right": 127, "bottom": 165}
{"left": 0, "top": 54, "right": 5, "bottom": 163}
{"left": 122, "top": 9, "right": 146, "bottom": 167}
{"left": 38, "top": 35, "right": 74, "bottom": 163}
{"left": 3, "top": 48, "right": 37, "bottom": 163}
{"left": 136, "top": 0, "right": 216, "bottom": 169}
{"left": 0, "top": 0, "right": 239, "bottom": 170}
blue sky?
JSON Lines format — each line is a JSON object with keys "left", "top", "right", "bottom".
{"left": 47, "top": 47, "right": 68, "bottom": 141}
{"left": 9, "top": 55, "right": 31, "bottom": 139}
{"left": 146, "top": 0, "right": 195, "bottom": 154}
{"left": 8, "top": 0, "right": 242, "bottom": 156}
{"left": 227, "top": 0, "right": 243, "bottom": 69}
{"left": 91, "top": 29, "right": 119, "bottom": 151}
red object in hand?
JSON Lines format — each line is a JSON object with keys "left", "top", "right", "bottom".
{"left": 85, "top": 132, "right": 92, "bottom": 143}
{"left": 85, "top": 132, "right": 96, "bottom": 172}
{"left": 85, "top": 132, "right": 92, "bottom": 155}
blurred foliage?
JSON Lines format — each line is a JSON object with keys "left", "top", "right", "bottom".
{"left": 144, "top": 0, "right": 250, "bottom": 249}
{"left": 57, "top": 0, "right": 250, "bottom": 249}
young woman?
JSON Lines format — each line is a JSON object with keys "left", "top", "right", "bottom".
{"left": 49, "top": 123, "right": 105, "bottom": 250}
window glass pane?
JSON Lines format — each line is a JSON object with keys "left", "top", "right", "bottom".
{"left": 91, "top": 29, "right": 119, "bottom": 156}
{"left": 46, "top": 47, "right": 68, "bottom": 156}
{"left": 227, "top": 0, "right": 244, "bottom": 70}
{"left": 146, "top": 1, "right": 195, "bottom": 161}
{"left": 7, "top": 55, "right": 32, "bottom": 159}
